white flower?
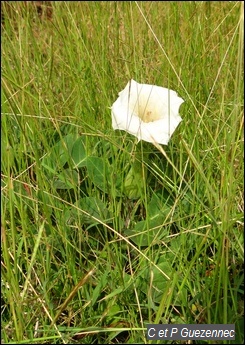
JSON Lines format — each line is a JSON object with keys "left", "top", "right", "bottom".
{"left": 111, "top": 79, "right": 184, "bottom": 145}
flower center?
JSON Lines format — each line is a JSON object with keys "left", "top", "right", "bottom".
{"left": 138, "top": 104, "right": 160, "bottom": 123}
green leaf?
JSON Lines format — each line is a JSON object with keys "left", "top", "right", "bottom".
{"left": 124, "top": 217, "right": 169, "bottom": 247}
{"left": 124, "top": 192, "right": 171, "bottom": 246}
{"left": 91, "top": 270, "right": 108, "bottom": 306}
{"left": 148, "top": 191, "right": 173, "bottom": 218}
{"left": 53, "top": 169, "right": 79, "bottom": 189}
{"left": 100, "top": 287, "right": 124, "bottom": 301}
{"left": 140, "top": 258, "right": 186, "bottom": 306}
{"left": 86, "top": 156, "right": 109, "bottom": 193}
{"left": 41, "top": 133, "right": 77, "bottom": 173}
{"left": 71, "top": 137, "right": 87, "bottom": 168}
{"left": 140, "top": 261, "right": 171, "bottom": 304}
{"left": 124, "top": 161, "right": 145, "bottom": 199}
{"left": 75, "top": 196, "right": 111, "bottom": 224}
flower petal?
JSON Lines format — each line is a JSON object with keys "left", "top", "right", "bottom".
{"left": 111, "top": 79, "right": 184, "bottom": 145}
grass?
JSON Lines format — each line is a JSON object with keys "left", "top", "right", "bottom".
{"left": 1, "top": 1, "right": 244, "bottom": 344}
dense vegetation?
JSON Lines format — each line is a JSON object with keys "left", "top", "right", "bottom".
{"left": 1, "top": 2, "right": 244, "bottom": 344}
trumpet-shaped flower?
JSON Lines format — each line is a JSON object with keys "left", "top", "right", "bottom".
{"left": 111, "top": 79, "right": 184, "bottom": 145}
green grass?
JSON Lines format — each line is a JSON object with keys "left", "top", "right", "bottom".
{"left": 1, "top": 1, "right": 244, "bottom": 344}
